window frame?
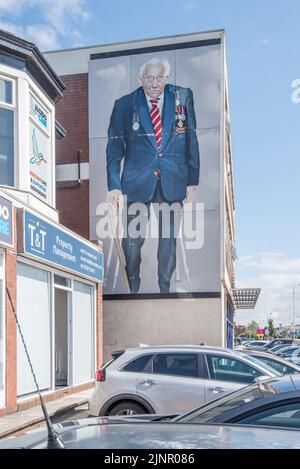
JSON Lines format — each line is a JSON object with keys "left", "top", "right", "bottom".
{"left": 0, "top": 74, "right": 16, "bottom": 188}
{"left": 0, "top": 75, "right": 15, "bottom": 109}
{"left": 120, "top": 353, "right": 154, "bottom": 374}
{"left": 151, "top": 352, "right": 201, "bottom": 380}
{"left": 204, "top": 353, "right": 263, "bottom": 384}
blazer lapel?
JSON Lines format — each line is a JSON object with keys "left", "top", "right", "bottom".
{"left": 161, "top": 85, "right": 175, "bottom": 150}
{"left": 135, "top": 88, "right": 157, "bottom": 150}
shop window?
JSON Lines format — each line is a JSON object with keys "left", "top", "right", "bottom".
{"left": 0, "top": 77, "right": 15, "bottom": 187}
{"left": 0, "top": 251, "right": 4, "bottom": 405}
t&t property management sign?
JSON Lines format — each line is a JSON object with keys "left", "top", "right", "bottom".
{"left": 19, "top": 210, "right": 103, "bottom": 283}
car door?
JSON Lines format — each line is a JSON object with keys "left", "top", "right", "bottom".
{"left": 136, "top": 352, "right": 205, "bottom": 414}
{"left": 203, "top": 354, "right": 264, "bottom": 403}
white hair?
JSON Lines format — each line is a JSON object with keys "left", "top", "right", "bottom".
{"left": 139, "top": 57, "right": 171, "bottom": 78}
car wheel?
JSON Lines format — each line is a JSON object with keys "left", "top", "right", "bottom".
{"left": 109, "top": 401, "right": 148, "bottom": 416}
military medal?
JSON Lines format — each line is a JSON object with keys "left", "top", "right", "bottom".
{"left": 175, "top": 90, "right": 186, "bottom": 133}
{"left": 132, "top": 112, "right": 140, "bottom": 131}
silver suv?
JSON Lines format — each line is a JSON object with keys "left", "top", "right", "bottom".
{"left": 88, "top": 345, "right": 279, "bottom": 417}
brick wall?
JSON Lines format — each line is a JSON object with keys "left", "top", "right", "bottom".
{"left": 56, "top": 74, "right": 89, "bottom": 165}
{"left": 55, "top": 73, "right": 90, "bottom": 239}
{"left": 56, "top": 180, "right": 89, "bottom": 239}
{"left": 2, "top": 208, "right": 18, "bottom": 415}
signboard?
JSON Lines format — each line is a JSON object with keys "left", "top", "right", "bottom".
{"left": 29, "top": 94, "right": 51, "bottom": 202}
{"left": 20, "top": 210, "right": 103, "bottom": 283}
{"left": 0, "top": 195, "right": 13, "bottom": 247}
{"left": 89, "top": 36, "right": 222, "bottom": 295}
{"left": 29, "top": 121, "right": 51, "bottom": 202}
{"left": 30, "top": 94, "right": 49, "bottom": 131}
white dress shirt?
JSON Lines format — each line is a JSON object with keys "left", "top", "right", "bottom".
{"left": 145, "top": 92, "right": 164, "bottom": 115}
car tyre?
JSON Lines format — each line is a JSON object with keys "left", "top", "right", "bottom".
{"left": 109, "top": 401, "right": 148, "bottom": 416}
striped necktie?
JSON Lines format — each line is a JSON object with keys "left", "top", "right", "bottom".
{"left": 150, "top": 98, "right": 162, "bottom": 148}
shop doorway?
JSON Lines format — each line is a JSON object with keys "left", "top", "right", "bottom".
{"left": 54, "top": 276, "right": 70, "bottom": 388}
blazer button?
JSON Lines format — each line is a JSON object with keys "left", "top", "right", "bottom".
{"left": 158, "top": 153, "right": 163, "bottom": 157}
{"left": 154, "top": 170, "right": 160, "bottom": 177}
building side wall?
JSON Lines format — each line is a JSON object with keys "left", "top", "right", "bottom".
{"left": 103, "top": 298, "right": 224, "bottom": 361}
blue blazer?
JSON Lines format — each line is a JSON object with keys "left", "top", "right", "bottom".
{"left": 106, "top": 84, "right": 200, "bottom": 202}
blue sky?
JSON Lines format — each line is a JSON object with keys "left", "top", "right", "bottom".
{"left": 1, "top": 0, "right": 300, "bottom": 326}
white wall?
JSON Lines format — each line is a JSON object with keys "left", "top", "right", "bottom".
{"left": 103, "top": 297, "right": 224, "bottom": 361}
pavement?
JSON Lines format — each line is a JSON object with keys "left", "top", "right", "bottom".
{"left": 0, "top": 388, "right": 94, "bottom": 440}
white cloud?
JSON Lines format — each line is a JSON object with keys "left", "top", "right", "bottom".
{"left": 259, "top": 38, "right": 271, "bottom": 45}
{"left": 235, "top": 252, "right": 300, "bottom": 327}
{"left": 179, "top": 1, "right": 198, "bottom": 12}
{"left": 0, "top": 0, "right": 90, "bottom": 50}
{"left": 0, "top": 19, "right": 25, "bottom": 38}
{"left": 26, "top": 24, "right": 60, "bottom": 50}
{"left": 238, "top": 252, "right": 300, "bottom": 272}
{"left": 0, "top": 20, "right": 60, "bottom": 49}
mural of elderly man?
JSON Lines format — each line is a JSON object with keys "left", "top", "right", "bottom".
{"left": 106, "top": 57, "right": 200, "bottom": 293}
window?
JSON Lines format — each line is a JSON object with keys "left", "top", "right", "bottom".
{"left": 153, "top": 353, "right": 198, "bottom": 378}
{"left": 0, "top": 251, "right": 4, "bottom": 405}
{"left": 0, "top": 79, "right": 12, "bottom": 104}
{"left": 206, "top": 354, "right": 263, "bottom": 384}
{"left": 0, "top": 77, "right": 14, "bottom": 187}
{"left": 254, "top": 357, "right": 296, "bottom": 375}
{"left": 237, "top": 401, "right": 300, "bottom": 429}
{"left": 122, "top": 354, "right": 153, "bottom": 373}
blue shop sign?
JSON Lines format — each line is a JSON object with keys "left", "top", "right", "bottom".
{"left": 0, "top": 196, "right": 13, "bottom": 247}
{"left": 23, "top": 211, "right": 103, "bottom": 283}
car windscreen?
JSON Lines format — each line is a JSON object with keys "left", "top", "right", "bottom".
{"left": 173, "top": 385, "right": 264, "bottom": 423}
{"left": 173, "top": 378, "right": 288, "bottom": 425}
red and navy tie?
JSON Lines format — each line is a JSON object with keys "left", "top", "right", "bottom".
{"left": 150, "top": 98, "right": 162, "bottom": 148}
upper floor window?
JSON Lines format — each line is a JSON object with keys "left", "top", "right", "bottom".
{"left": 0, "top": 77, "right": 15, "bottom": 188}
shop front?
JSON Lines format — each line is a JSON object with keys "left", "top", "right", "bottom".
{"left": 16, "top": 208, "right": 102, "bottom": 401}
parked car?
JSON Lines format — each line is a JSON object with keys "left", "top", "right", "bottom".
{"left": 88, "top": 345, "right": 280, "bottom": 417}
{"left": 173, "top": 374, "right": 300, "bottom": 429}
{"left": 273, "top": 346, "right": 299, "bottom": 356}
{"left": 1, "top": 375, "right": 300, "bottom": 449}
{"left": 262, "top": 338, "right": 300, "bottom": 352}
{"left": 237, "top": 350, "right": 300, "bottom": 375}
{"left": 277, "top": 347, "right": 300, "bottom": 365}
{"left": 268, "top": 343, "right": 295, "bottom": 354}
{"left": 0, "top": 420, "right": 300, "bottom": 449}
{"left": 241, "top": 340, "right": 269, "bottom": 351}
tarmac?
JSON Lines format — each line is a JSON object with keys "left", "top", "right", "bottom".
{"left": 0, "top": 388, "right": 94, "bottom": 440}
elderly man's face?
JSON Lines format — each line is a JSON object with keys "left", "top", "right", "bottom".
{"left": 141, "top": 63, "right": 168, "bottom": 99}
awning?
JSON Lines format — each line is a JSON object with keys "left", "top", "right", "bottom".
{"left": 232, "top": 288, "right": 261, "bottom": 309}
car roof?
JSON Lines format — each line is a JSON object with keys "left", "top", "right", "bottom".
{"left": 1, "top": 421, "right": 300, "bottom": 449}
{"left": 124, "top": 345, "right": 247, "bottom": 354}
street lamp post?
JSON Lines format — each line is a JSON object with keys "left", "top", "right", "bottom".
{"left": 292, "top": 284, "right": 300, "bottom": 339}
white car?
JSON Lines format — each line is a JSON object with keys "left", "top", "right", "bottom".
{"left": 89, "top": 345, "right": 280, "bottom": 417}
